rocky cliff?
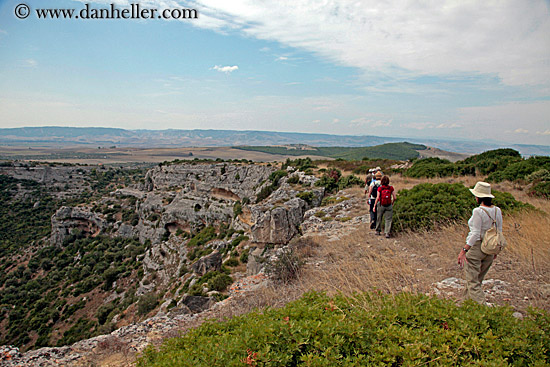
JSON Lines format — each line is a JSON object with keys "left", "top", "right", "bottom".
{"left": 1, "top": 161, "right": 326, "bottom": 365}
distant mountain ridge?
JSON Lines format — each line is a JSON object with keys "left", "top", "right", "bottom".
{"left": 1, "top": 126, "right": 549, "bottom": 156}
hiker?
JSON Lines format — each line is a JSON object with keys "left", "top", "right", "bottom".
{"left": 367, "top": 171, "right": 382, "bottom": 229}
{"left": 458, "top": 181, "right": 502, "bottom": 304}
{"left": 373, "top": 175, "right": 396, "bottom": 238}
{"left": 364, "top": 169, "right": 374, "bottom": 195}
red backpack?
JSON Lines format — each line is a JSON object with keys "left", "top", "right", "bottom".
{"left": 379, "top": 185, "right": 393, "bottom": 206}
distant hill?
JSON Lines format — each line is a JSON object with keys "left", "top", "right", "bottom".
{"left": 1, "top": 126, "right": 548, "bottom": 156}
{"left": 235, "top": 142, "right": 427, "bottom": 161}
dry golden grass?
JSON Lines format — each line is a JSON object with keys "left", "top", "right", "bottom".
{"left": 287, "top": 175, "right": 550, "bottom": 312}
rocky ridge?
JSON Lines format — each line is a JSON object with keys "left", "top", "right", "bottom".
{"left": 1, "top": 161, "right": 326, "bottom": 365}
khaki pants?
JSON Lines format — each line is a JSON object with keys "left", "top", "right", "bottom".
{"left": 464, "top": 240, "right": 494, "bottom": 304}
{"left": 375, "top": 204, "right": 393, "bottom": 234}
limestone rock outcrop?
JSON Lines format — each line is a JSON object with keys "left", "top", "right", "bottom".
{"left": 142, "top": 163, "right": 275, "bottom": 202}
{"left": 50, "top": 206, "right": 106, "bottom": 245}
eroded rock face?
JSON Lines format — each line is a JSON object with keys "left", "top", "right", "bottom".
{"left": 248, "top": 183, "right": 325, "bottom": 245}
{"left": 250, "top": 198, "right": 307, "bottom": 244}
{"left": 142, "top": 163, "right": 275, "bottom": 202}
{"left": 50, "top": 206, "right": 106, "bottom": 245}
{"left": 191, "top": 251, "right": 222, "bottom": 276}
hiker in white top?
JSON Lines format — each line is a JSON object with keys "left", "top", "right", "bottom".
{"left": 458, "top": 182, "right": 502, "bottom": 304}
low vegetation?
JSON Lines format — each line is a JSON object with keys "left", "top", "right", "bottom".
{"left": 392, "top": 182, "right": 532, "bottom": 232}
{"left": 137, "top": 291, "right": 549, "bottom": 366}
{"left": 405, "top": 149, "right": 550, "bottom": 198}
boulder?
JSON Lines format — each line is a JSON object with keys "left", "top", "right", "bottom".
{"left": 191, "top": 251, "right": 222, "bottom": 276}
{"left": 178, "top": 295, "right": 215, "bottom": 314}
{"left": 250, "top": 198, "right": 307, "bottom": 244}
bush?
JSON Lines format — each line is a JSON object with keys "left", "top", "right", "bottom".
{"left": 393, "top": 183, "right": 531, "bottom": 232}
{"left": 287, "top": 175, "right": 300, "bottom": 184}
{"left": 404, "top": 149, "right": 525, "bottom": 179}
{"left": 488, "top": 156, "right": 550, "bottom": 183}
{"left": 208, "top": 273, "right": 233, "bottom": 292}
{"left": 137, "top": 293, "right": 158, "bottom": 316}
{"left": 233, "top": 201, "right": 242, "bottom": 218}
{"left": 337, "top": 174, "right": 363, "bottom": 190}
{"left": 239, "top": 249, "right": 249, "bottom": 264}
{"left": 224, "top": 258, "right": 240, "bottom": 267}
{"left": 187, "top": 226, "right": 217, "bottom": 247}
{"left": 530, "top": 181, "right": 550, "bottom": 199}
{"left": 314, "top": 169, "right": 342, "bottom": 193}
{"left": 137, "top": 291, "right": 550, "bottom": 367}
{"left": 296, "top": 191, "right": 314, "bottom": 205}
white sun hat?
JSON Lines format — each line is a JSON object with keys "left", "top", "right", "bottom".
{"left": 469, "top": 181, "right": 495, "bottom": 198}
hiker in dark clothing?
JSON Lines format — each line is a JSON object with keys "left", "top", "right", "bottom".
{"left": 367, "top": 171, "right": 382, "bottom": 229}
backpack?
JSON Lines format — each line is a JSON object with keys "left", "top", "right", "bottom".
{"left": 379, "top": 185, "right": 392, "bottom": 206}
{"left": 479, "top": 207, "right": 507, "bottom": 255}
{"left": 370, "top": 182, "right": 380, "bottom": 199}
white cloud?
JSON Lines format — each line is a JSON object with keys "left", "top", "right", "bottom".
{"left": 436, "top": 123, "right": 461, "bottom": 129}
{"left": 183, "top": 0, "right": 550, "bottom": 88}
{"left": 536, "top": 130, "right": 550, "bottom": 136}
{"left": 403, "top": 122, "right": 434, "bottom": 130}
{"left": 276, "top": 56, "right": 288, "bottom": 61}
{"left": 350, "top": 117, "right": 392, "bottom": 128}
{"left": 23, "top": 59, "right": 37, "bottom": 68}
{"left": 212, "top": 65, "right": 238, "bottom": 73}
{"left": 514, "top": 128, "right": 529, "bottom": 134}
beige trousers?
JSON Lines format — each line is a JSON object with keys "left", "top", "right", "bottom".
{"left": 464, "top": 240, "right": 494, "bottom": 304}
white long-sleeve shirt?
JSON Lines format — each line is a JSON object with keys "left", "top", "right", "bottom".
{"left": 466, "top": 206, "right": 503, "bottom": 247}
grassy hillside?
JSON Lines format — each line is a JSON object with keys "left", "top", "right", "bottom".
{"left": 235, "top": 142, "right": 426, "bottom": 161}
{"left": 138, "top": 291, "right": 549, "bottom": 366}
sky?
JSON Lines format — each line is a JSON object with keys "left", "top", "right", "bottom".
{"left": 0, "top": 0, "right": 549, "bottom": 145}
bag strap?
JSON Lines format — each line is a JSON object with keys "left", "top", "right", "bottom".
{"left": 479, "top": 206, "right": 494, "bottom": 222}
{"left": 479, "top": 206, "right": 499, "bottom": 230}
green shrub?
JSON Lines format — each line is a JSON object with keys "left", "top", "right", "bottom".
{"left": 530, "top": 181, "right": 550, "bottom": 199}
{"left": 488, "top": 156, "right": 550, "bottom": 183}
{"left": 208, "top": 273, "right": 233, "bottom": 292}
{"left": 137, "top": 291, "right": 550, "bottom": 367}
{"left": 314, "top": 169, "right": 342, "bottom": 193}
{"left": 269, "top": 170, "right": 288, "bottom": 186}
{"left": 296, "top": 191, "right": 314, "bottom": 205}
{"left": 187, "top": 226, "right": 217, "bottom": 247}
{"left": 137, "top": 293, "right": 158, "bottom": 316}
{"left": 405, "top": 149, "right": 525, "bottom": 179}
{"left": 287, "top": 175, "right": 300, "bottom": 184}
{"left": 224, "top": 258, "right": 240, "bottom": 267}
{"left": 233, "top": 201, "right": 242, "bottom": 218}
{"left": 337, "top": 174, "right": 363, "bottom": 190}
{"left": 239, "top": 249, "right": 250, "bottom": 264}
{"left": 526, "top": 169, "right": 550, "bottom": 182}
{"left": 393, "top": 183, "right": 531, "bottom": 232}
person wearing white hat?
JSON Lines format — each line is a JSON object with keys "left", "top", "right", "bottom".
{"left": 458, "top": 181, "right": 503, "bottom": 304}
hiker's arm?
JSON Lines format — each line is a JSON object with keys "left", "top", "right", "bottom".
{"left": 373, "top": 196, "right": 379, "bottom": 212}
{"left": 391, "top": 190, "right": 396, "bottom": 204}
{"left": 465, "top": 209, "right": 481, "bottom": 248}
{"left": 458, "top": 245, "right": 470, "bottom": 267}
